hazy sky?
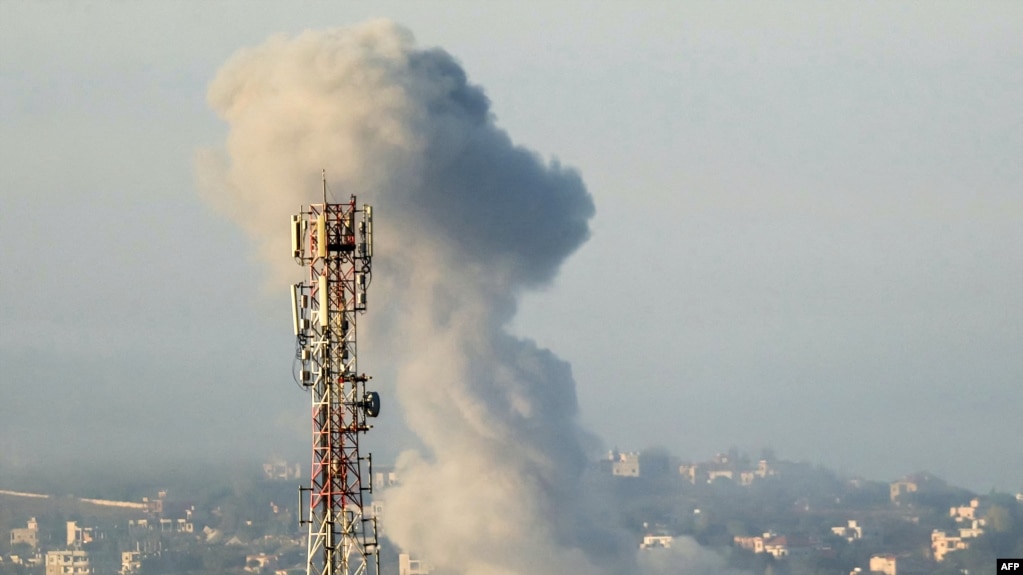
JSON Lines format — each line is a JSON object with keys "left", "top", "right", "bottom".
{"left": 1, "top": 2, "right": 1021, "bottom": 493}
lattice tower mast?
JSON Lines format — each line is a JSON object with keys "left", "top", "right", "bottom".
{"left": 291, "top": 173, "right": 380, "bottom": 575}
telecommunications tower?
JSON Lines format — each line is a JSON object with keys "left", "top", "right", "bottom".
{"left": 291, "top": 173, "right": 380, "bottom": 575}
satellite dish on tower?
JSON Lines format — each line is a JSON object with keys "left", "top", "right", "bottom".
{"left": 363, "top": 391, "right": 381, "bottom": 418}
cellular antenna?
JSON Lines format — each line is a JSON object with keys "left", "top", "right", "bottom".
{"left": 291, "top": 180, "right": 379, "bottom": 575}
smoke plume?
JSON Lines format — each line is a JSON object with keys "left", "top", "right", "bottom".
{"left": 200, "top": 21, "right": 736, "bottom": 575}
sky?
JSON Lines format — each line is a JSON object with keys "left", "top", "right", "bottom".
{"left": 1, "top": 2, "right": 1021, "bottom": 494}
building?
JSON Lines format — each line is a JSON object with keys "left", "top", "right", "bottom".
{"left": 609, "top": 451, "right": 640, "bottom": 477}
{"left": 957, "top": 520, "right": 984, "bottom": 539}
{"left": 263, "top": 459, "right": 301, "bottom": 481}
{"left": 706, "top": 469, "right": 734, "bottom": 483}
{"left": 734, "top": 535, "right": 766, "bottom": 554}
{"left": 398, "top": 553, "right": 431, "bottom": 575}
{"left": 67, "top": 521, "right": 96, "bottom": 547}
{"left": 762, "top": 535, "right": 814, "bottom": 558}
{"left": 931, "top": 516, "right": 984, "bottom": 562}
{"left": 734, "top": 532, "right": 814, "bottom": 558}
{"left": 889, "top": 473, "right": 944, "bottom": 504}
{"left": 931, "top": 530, "right": 969, "bottom": 562}
{"left": 639, "top": 534, "right": 674, "bottom": 549}
{"left": 831, "top": 520, "right": 881, "bottom": 543}
{"left": 869, "top": 554, "right": 897, "bottom": 575}
{"left": 889, "top": 480, "right": 918, "bottom": 503}
{"left": 868, "top": 553, "right": 929, "bottom": 575}
{"left": 10, "top": 517, "right": 39, "bottom": 549}
{"left": 680, "top": 456, "right": 777, "bottom": 486}
{"left": 128, "top": 514, "right": 193, "bottom": 536}
{"left": 45, "top": 550, "right": 91, "bottom": 575}
{"left": 374, "top": 468, "right": 399, "bottom": 488}
{"left": 128, "top": 518, "right": 150, "bottom": 534}
{"left": 755, "top": 459, "right": 777, "bottom": 478}
{"left": 950, "top": 498, "right": 988, "bottom": 524}
{"left": 946, "top": 499, "right": 989, "bottom": 541}
{"left": 678, "top": 463, "right": 705, "bottom": 484}
{"left": 159, "top": 518, "right": 194, "bottom": 533}
{"left": 704, "top": 453, "right": 738, "bottom": 484}
{"left": 244, "top": 553, "right": 279, "bottom": 573}
{"left": 120, "top": 551, "right": 141, "bottom": 575}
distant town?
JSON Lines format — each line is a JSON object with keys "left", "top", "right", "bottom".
{"left": 1, "top": 450, "right": 1020, "bottom": 575}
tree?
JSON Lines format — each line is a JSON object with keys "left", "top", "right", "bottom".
{"left": 985, "top": 504, "right": 1014, "bottom": 533}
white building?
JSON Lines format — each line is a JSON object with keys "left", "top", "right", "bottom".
{"left": 639, "top": 534, "right": 674, "bottom": 549}
{"left": 374, "top": 468, "right": 399, "bottom": 488}
{"left": 263, "top": 460, "right": 301, "bottom": 481}
{"left": 120, "top": 551, "right": 141, "bottom": 575}
{"left": 243, "top": 553, "right": 279, "bottom": 573}
{"left": 399, "top": 553, "right": 431, "bottom": 575}
{"left": 869, "top": 554, "right": 897, "bottom": 575}
{"left": 67, "top": 521, "right": 96, "bottom": 547}
{"left": 10, "top": 517, "right": 39, "bottom": 548}
{"left": 46, "top": 550, "right": 91, "bottom": 575}
{"left": 932, "top": 530, "right": 969, "bottom": 562}
{"left": 830, "top": 520, "right": 881, "bottom": 543}
{"left": 950, "top": 498, "right": 988, "bottom": 524}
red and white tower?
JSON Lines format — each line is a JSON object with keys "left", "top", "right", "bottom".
{"left": 291, "top": 174, "right": 380, "bottom": 575}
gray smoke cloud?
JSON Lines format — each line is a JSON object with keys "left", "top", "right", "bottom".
{"left": 200, "top": 20, "right": 739, "bottom": 575}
